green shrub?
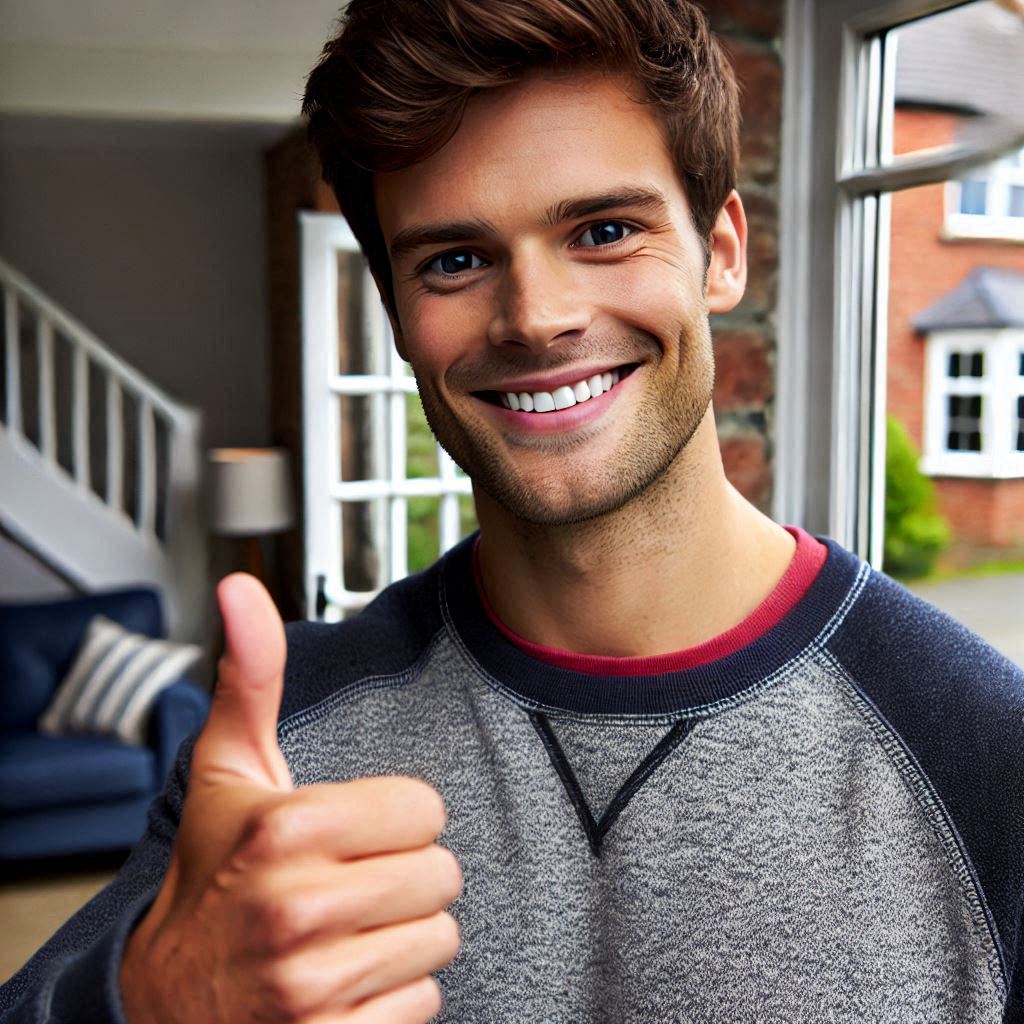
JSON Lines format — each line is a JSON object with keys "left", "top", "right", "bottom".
{"left": 883, "top": 416, "right": 950, "bottom": 579}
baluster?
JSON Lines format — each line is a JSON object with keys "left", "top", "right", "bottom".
{"left": 106, "top": 376, "right": 124, "bottom": 512}
{"left": 37, "top": 318, "right": 56, "bottom": 461}
{"left": 72, "top": 345, "right": 90, "bottom": 488}
{"left": 137, "top": 395, "right": 157, "bottom": 534}
{"left": 4, "top": 288, "right": 21, "bottom": 434}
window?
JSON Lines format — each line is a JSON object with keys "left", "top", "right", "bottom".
{"left": 922, "top": 331, "right": 1024, "bottom": 477}
{"left": 778, "top": 0, "right": 1024, "bottom": 564}
{"left": 300, "top": 213, "right": 475, "bottom": 621}
{"left": 947, "top": 147, "right": 1024, "bottom": 240}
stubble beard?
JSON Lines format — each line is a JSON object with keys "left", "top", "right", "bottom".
{"left": 412, "top": 323, "right": 714, "bottom": 527}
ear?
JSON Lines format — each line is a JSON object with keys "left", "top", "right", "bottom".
{"left": 705, "top": 190, "right": 747, "bottom": 315}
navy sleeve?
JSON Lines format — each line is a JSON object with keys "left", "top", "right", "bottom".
{"left": 0, "top": 740, "right": 191, "bottom": 1023}
{"left": 827, "top": 570, "right": 1024, "bottom": 1021}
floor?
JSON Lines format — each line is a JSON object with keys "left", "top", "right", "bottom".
{"left": 0, "top": 858, "right": 122, "bottom": 985}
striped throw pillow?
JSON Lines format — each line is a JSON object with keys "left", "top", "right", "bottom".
{"left": 38, "top": 615, "right": 202, "bottom": 746}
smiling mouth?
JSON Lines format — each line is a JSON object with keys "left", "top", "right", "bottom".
{"left": 476, "top": 363, "right": 639, "bottom": 413}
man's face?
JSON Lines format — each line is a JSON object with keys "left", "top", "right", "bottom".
{"left": 376, "top": 72, "right": 738, "bottom": 525}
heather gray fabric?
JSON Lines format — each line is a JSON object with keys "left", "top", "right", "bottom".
{"left": 278, "top": 634, "right": 1003, "bottom": 1023}
{"left": 2, "top": 537, "right": 1021, "bottom": 1024}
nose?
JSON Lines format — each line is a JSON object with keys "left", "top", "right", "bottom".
{"left": 486, "top": 245, "right": 591, "bottom": 351}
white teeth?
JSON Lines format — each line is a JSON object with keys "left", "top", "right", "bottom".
{"left": 552, "top": 385, "right": 576, "bottom": 410}
{"left": 500, "top": 368, "right": 625, "bottom": 414}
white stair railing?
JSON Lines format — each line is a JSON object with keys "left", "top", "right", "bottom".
{"left": 0, "top": 256, "right": 206, "bottom": 641}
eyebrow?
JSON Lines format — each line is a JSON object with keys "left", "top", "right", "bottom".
{"left": 387, "top": 186, "right": 669, "bottom": 262}
{"left": 544, "top": 186, "right": 670, "bottom": 226}
{"left": 389, "top": 219, "right": 497, "bottom": 262}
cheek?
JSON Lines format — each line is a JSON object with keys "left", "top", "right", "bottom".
{"left": 590, "top": 260, "right": 699, "bottom": 339}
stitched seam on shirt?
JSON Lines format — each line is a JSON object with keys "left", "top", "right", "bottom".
{"left": 277, "top": 627, "right": 448, "bottom": 740}
{"left": 818, "top": 645, "right": 1008, "bottom": 1000}
{"left": 439, "top": 559, "right": 872, "bottom": 724}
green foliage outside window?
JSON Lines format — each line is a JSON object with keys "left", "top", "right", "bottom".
{"left": 406, "top": 393, "right": 477, "bottom": 573}
{"left": 883, "top": 415, "right": 950, "bottom": 579}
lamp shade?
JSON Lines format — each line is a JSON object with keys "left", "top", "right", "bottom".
{"left": 207, "top": 447, "right": 295, "bottom": 536}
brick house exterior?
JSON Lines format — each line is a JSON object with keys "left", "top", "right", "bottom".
{"left": 887, "top": 105, "right": 1024, "bottom": 559}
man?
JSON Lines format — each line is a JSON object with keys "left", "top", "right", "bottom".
{"left": 2, "top": 0, "right": 1023, "bottom": 1021}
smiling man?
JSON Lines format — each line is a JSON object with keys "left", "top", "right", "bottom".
{"left": 2, "top": 1, "right": 1024, "bottom": 1023}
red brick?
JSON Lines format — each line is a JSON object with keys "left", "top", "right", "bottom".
{"left": 708, "top": 0, "right": 784, "bottom": 39}
{"left": 720, "top": 434, "right": 772, "bottom": 509}
{"left": 722, "top": 40, "right": 782, "bottom": 187}
{"left": 734, "top": 191, "right": 778, "bottom": 314}
{"left": 713, "top": 328, "right": 774, "bottom": 412}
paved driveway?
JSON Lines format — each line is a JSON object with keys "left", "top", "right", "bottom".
{"left": 906, "top": 572, "right": 1024, "bottom": 667}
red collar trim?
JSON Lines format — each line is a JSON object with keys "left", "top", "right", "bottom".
{"left": 471, "top": 527, "right": 828, "bottom": 677}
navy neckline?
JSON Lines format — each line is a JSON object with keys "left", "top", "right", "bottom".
{"left": 440, "top": 535, "right": 866, "bottom": 717}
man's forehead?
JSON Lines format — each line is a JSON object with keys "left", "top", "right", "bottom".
{"left": 374, "top": 71, "right": 677, "bottom": 239}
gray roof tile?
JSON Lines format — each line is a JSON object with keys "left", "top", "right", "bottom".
{"left": 913, "top": 266, "right": 1024, "bottom": 331}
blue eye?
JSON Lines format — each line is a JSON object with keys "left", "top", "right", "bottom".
{"left": 428, "top": 250, "right": 485, "bottom": 275}
{"left": 575, "top": 221, "right": 633, "bottom": 247}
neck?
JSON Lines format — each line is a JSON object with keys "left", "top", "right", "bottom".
{"left": 474, "top": 413, "right": 795, "bottom": 657}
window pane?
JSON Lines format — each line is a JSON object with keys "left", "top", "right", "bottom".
{"left": 947, "top": 351, "right": 985, "bottom": 378}
{"left": 1010, "top": 185, "right": 1024, "bottom": 218}
{"left": 959, "top": 180, "right": 988, "bottom": 216}
{"left": 946, "top": 394, "right": 983, "bottom": 451}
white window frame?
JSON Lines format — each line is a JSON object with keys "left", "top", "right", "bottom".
{"left": 922, "top": 329, "right": 1024, "bottom": 477}
{"left": 777, "top": 0, "right": 1024, "bottom": 565}
{"left": 945, "top": 147, "right": 1024, "bottom": 241}
{"left": 300, "top": 212, "right": 473, "bottom": 621}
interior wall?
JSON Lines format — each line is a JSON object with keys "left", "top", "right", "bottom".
{"left": 0, "top": 530, "right": 73, "bottom": 601}
{"left": 0, "top": 116, "right": 284, "bottom": 450}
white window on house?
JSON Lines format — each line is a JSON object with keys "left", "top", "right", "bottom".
{"left": 922, "top": 331, "right": 1024, "bottom": 477}
{"left": 946, "top": 147, "right": 1024, "bottom": 240}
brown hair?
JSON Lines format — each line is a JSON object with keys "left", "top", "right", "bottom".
{"left": 303, "top": 0, "right": 740, "bottom": 318}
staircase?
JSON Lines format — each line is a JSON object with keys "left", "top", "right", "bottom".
{"left": 0, "top": 256, "right": 206, "bottom": 641}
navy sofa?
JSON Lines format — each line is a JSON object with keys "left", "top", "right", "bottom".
{"left": 0, "top": 588, "right": 209, "bottom": 861}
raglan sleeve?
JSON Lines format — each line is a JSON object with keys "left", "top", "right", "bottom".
{"left": 0, "top": 738, "right": 193, "bottom": 1024}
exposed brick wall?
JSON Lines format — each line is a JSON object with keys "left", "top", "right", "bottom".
{"left": 887, "top": 107, "right": 1024, "bottom": 556}
{"left": 710, "top": 1, "right": 784, "bottom": 512}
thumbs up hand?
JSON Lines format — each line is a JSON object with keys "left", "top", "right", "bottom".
{"left": 120, "top": 574, "right": 461, "bottom": 1024}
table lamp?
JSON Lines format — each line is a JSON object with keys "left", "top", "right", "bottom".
{"left": 207, "top": 447, "right": 295, "bottom": 583}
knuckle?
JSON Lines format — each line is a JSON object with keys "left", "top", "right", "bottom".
{"left": 432, "top": 845, "right": 463, "bottom": 903}
{"left": 258, "top": 893, "right": 309, "bottom": 954}
{"left": 399, "top": 777, "right": 446, "bottom": 834}
{"left": 242, "top": 803, "right": 297, "bottom": 861}
{"left": 408, "top": 977, "right": 443, "bottom": 1021}
{"left": 432, "top": 911, "right": 461, "bottom": 960}
{"left": 259, "top": 960, "right": 310, "bottom": 1022}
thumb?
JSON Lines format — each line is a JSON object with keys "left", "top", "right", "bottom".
{"left": 193, "top": 572, "right": 291, "bottom": 790}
